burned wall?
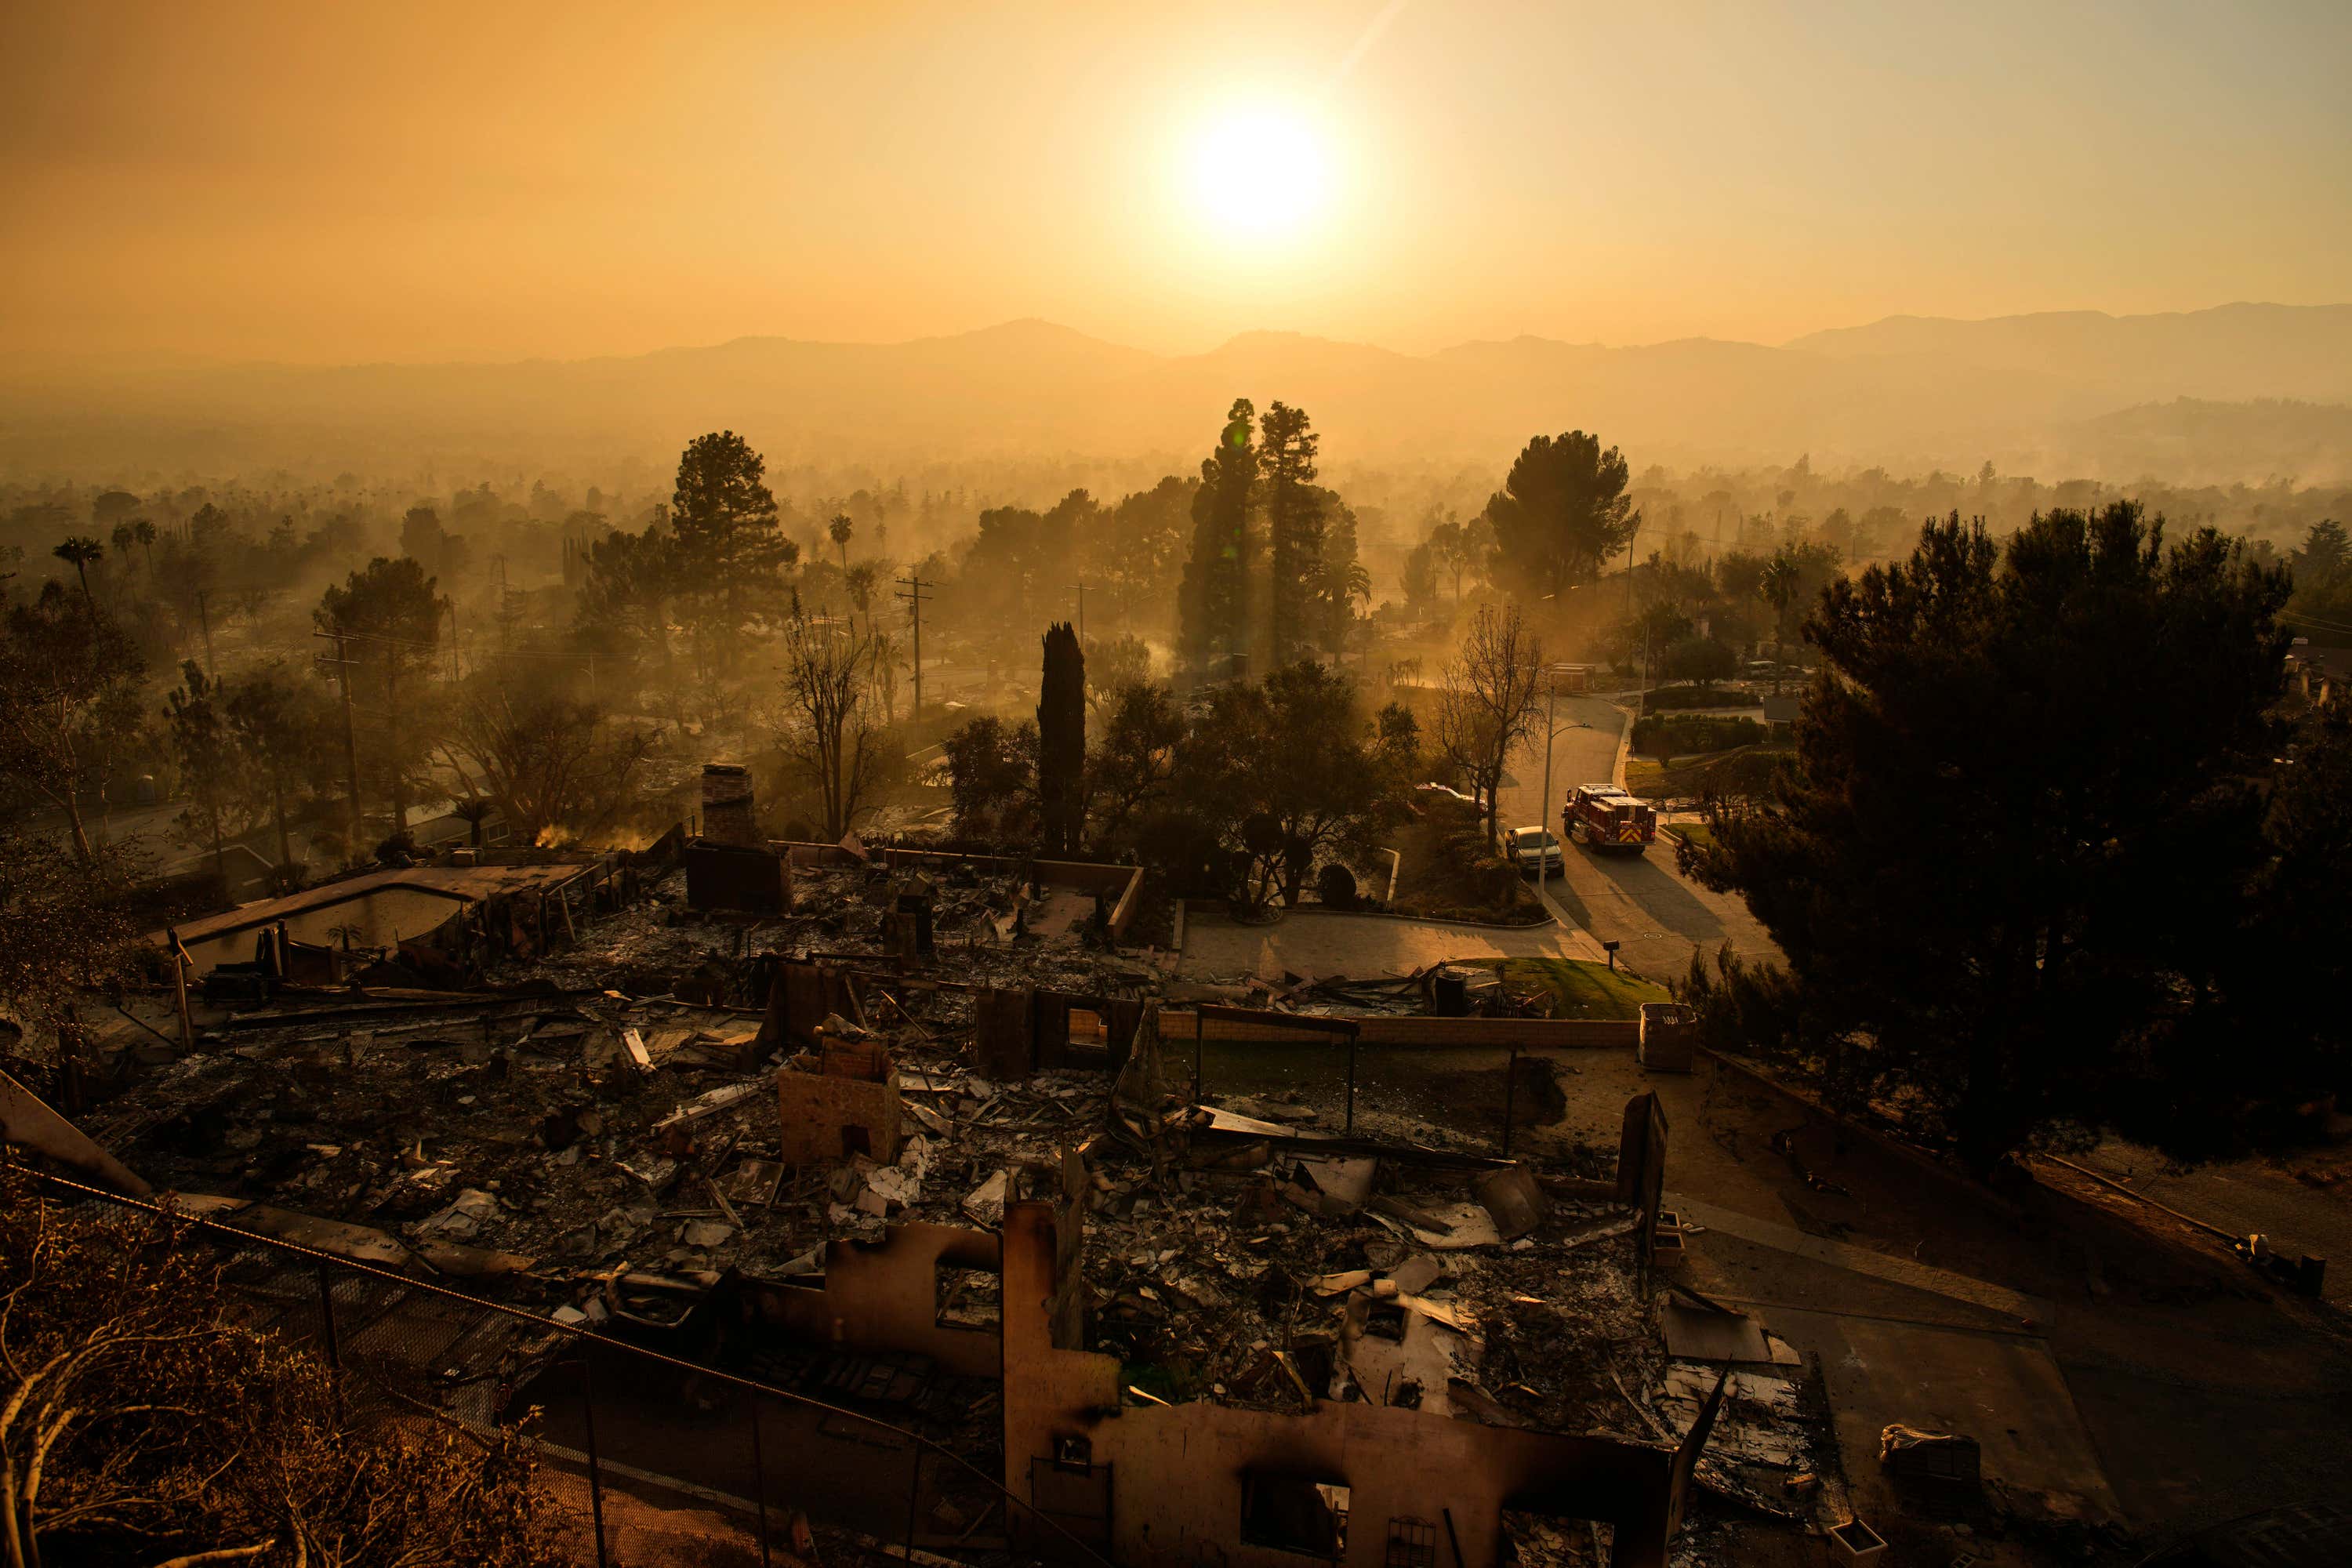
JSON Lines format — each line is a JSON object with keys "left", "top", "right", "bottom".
{"left": 741, "top": 1221, "right": 1004, "bottom": 1381}
{"left": 685, "top": 840, "right": 792, "bottom": 914}
{"left": 775, "top": 1055, "right": 902, "bottom": 1166}
{"left": 997, "top": 1198, "right": 1685, "bottom": 1568}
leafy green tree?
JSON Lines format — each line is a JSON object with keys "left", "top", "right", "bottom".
{"left": 1661, "top": 636, "right": 1737, "bottom": 689}
{"left": 1402, "top": 540, "right": 1439, "bottom": 611}
{"left": 1480, "top": 431, "right": 1639, "bottom": 596}
{"left": 1083, "top": 633, "right": 1152, "bottom": 713}
{"left": 1036, "top": 622, "right": 1085, "bottom": 857}
{"left": 1084, "top": 477, "right": 1196, "bottom": 633}
{"left": 89, "top": 488, "right": 141, "bottom": 530}
{"left": 670, "top": 432, "right": 795, "bottom": 675}
{"left": 1177, "top": 399, "right": 1258, "bottom": 678}
{"left": 1310, "top": 488, "right": 1371, "bottom": 655}
{"left": 943, "top": 714, "right": 1037, "bottom": 839}
{"left": 399, "top": 503, "right": 446, "bottom": 569}
{"left": 1259, "top": 401, "right": 1323, "bottom": 666}
{"left": 2222, "top": 702, "right": 2352, "bottom": 1154}
{"left": 2286, "top": 517, "right": 2352, "bottom": 639}
{"left": 1618, "top": 601, "right": 1695, "bottom": 666}
{"left": 2295, "top": 517, "right": 2347, "bottom": 575}
{"left": 1086, "top": 681, "right": 1183, "bottom": 848}
{"left": 1684, "top": 504, "right": 2295, "bottom": 1174}
{"left": 1183, "top": 660, "right": 1386, "bottom": 908}
{"left": 573, "top": 521, "right": 681, "bottom": 709}
{"left": 1370, "top": 699, "right": 1425, "bottom": 800}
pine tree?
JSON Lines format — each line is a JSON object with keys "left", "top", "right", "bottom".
{"left": 1177, "top": 399, "right": 1258, "bottom": 681}
{"left": 1260, "top": 401, "right": 1323, "bottom": 666}
{"left": 670, "top": 431, "right": 796, "bottom": 676}
{"left": 1036, "top": 621, "right": 1086, "bottom": 856}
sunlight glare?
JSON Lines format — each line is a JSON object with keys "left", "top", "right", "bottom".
{"left": 1186, "top": 104, "right": 1333, "bottom": 246}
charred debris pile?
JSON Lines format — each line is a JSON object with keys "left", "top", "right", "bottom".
{"left": 30, "top": 816, "right": 1835, "bottom": 1564}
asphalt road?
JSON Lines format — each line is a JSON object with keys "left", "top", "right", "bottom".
{"left": 1497, "top": 693, "right": 1783, "bottom": 983}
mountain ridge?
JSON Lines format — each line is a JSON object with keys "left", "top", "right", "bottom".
{"left": 5, "top": 303, "right": 2350, "bottom": 481}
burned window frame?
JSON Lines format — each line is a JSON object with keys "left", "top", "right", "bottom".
{"left": 1240, "top": 1472, "right": 1351, "bottom": 1561}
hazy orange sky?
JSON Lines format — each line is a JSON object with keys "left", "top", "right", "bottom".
{"left": 3, "top": 0, "right": 2348, "bottom": 365}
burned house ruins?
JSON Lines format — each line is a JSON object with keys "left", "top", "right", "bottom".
{"left": 6, "top": 788, "right": 1843, "bottom": 1568}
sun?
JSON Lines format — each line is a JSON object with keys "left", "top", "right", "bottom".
{"left": 1185, "top": 103, "right": 1334, "bottom": 245}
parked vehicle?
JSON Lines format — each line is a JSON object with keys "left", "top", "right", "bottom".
{"left": 1416, "top": 782, "right": 1479, "bottom": 807}
{"left": 1563, "top": 782, "right": 1657, "bottom": 855}
{"left": 1496, "top": 823, "right": 1565, "bottom": 877}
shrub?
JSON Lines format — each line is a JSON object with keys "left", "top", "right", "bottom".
{"left": 1639, "top": 684, "right": 1758, "bottom": 712}
{"left": 1660, "top": 636, "right": 1737, "bottom": 688}
{"left": 1632, "top": 713, "right": 1768, "bottom": 757}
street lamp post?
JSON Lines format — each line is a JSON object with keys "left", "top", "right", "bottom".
{"left": 1536, "top": 662, "right": 1581, "bottom": 897}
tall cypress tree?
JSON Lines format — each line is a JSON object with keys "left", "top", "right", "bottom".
{"left": 1259, "top": 401, "right": 1323, "bottom": 667}
{"left": 1036, "top": 621, "right": 1086, "bottom": 856}
{"left": 1176, "top": 399, "right": 1258, "bottom": 681}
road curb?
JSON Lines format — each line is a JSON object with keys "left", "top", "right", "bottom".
{"left": 1608, "top": 702, "right": 1635, "bottom": 789}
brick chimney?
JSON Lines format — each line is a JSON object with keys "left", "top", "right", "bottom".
{"left": 700, "top": 764, "right": 760, "bottom": 848}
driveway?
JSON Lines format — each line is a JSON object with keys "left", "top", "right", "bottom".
{"left": 1500, "top": 694, "right": 1784, "bottom": 982}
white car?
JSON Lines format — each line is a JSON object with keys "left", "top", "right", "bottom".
{"left": 1497, "top": 824, "right": 1565, "bottom": 876}
{"left": 1416, "top": 782, "right": 1479, "bottom": 808}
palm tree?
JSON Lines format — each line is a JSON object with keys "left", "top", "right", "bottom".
{"left": 132, "top": 517, "right": 158, "bottom": 583}
{"left": 829, "top": 513, "right": 854, "bottom": 575}
{"left": 845, "top": 561, "right": 878, "bottom": 633}
{"left": 108, "top": 523, "right": 137, "bottom": 608}
{"left": 52, "top": 536, "right": 103, "bottom": 614}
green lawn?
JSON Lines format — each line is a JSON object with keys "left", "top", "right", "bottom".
{"left": 1665, "top": 821, "right": 1715, "bottom": 852}
{"left": 1492, "top": 956, "right": 1670, "bottom": 1020}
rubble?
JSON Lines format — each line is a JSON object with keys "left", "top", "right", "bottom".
{"left": 38, "top": 831, "right": 1845, "bottom": 1568}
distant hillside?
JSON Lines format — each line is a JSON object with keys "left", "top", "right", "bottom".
{"left": 1786, "top": 303, "right": 2352, "bottom": 405}
{"left": 5, "top": 303, "right": 2350, "bottom": 481}
{"left": 2030, "top": 397, "right": 2352, "bottom": 485}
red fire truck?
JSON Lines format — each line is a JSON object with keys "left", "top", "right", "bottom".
{"left": 1563, "top": 783, "right": 1657, "bottom": 855}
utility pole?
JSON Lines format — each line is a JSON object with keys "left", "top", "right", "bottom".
{"left": 895, "top": 572, "right": 931, "bottom": 720}
{"left": 315, "top": 630, "right": 362, "bottom": 858}
{"left": 1623, "top": 515, "right": 1643, "bottom": 696}
{"left": 1072, "top": 580, "right": 1086, "bottom": 644}
{"left": 196, "top": 590, "right": 216, "bottom": 681}
{"left": 1539, "top": 666, "right": 1558, "bottom": 898}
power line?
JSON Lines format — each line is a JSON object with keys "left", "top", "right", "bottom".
{"left": 895, "top": 572, "right": 933, "bottom": 720}
{"left": 2281, "top": 610, "right": 2352, "bottom": 634}
{"left": 310, "top": 627, "right": 441, "bottom": 652}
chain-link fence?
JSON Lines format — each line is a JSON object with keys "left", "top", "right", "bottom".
{"left": 26, "top": 1170, "right": 1097, "bottom": 1568}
